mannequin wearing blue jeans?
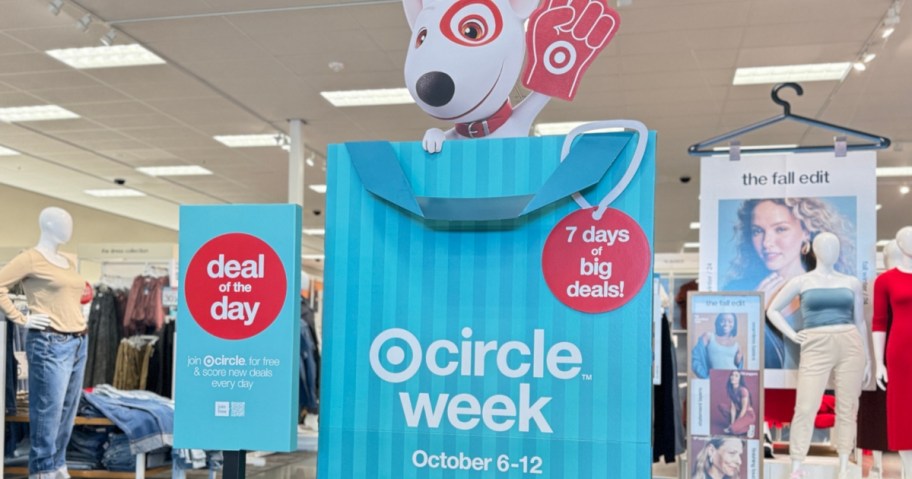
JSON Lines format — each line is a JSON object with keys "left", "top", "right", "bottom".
{"left": 26, "top": 331, "right": 88, "bottom": 478}
{"left": 0, "top": 208, "right": 89, "bottom": 479}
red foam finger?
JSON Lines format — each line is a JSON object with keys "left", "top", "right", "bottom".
{"left": 586, "top": 11, "right": 619, "bottom": 48}
{"left": 571, "top": 0, "right": 605, "bottom": 39}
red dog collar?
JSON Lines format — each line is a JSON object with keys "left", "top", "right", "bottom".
{"left": 455, "top": 101, "right": 512, "bottom": 138}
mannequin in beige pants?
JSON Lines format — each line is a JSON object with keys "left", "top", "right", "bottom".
{"left": 767, "top": 232, "right": 870, "bottom": 479}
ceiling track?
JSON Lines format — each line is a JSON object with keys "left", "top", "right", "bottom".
{"left": 103, "top": 0, "right": 399, "bottom": 25}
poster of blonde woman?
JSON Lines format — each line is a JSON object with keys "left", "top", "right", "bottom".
{"left": 699, "top": 151, "right": 876, "bottom": 388}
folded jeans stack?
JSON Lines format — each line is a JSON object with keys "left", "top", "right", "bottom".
{"left": 81, "top": 385, "right": 173, "bottom": 455}
{"left": 65, "top": 427, "right": 110, "bottom": 470}
{"left": 101, "top": 433, "right": 135, "bottom": 472}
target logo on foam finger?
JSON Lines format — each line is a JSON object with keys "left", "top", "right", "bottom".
{"left": 544, "top": 40, "right": 577, "bottom": 75}
{"left": 185, "top": 233, "right": 287, "bottom": 340}
{"left": 542, "top": 208, "right": 650, "bottom": 313}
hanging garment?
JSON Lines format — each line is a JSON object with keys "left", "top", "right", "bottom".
{"left": 653, "top": 314, "right": 685, "bottom": 463}
{"left": 84, "top": 286, "right": 121, "bottom": 388}
{"left": 299, "top": 300, "right": 321, "bottom": 415}
{"left": 113, "top": 337, "right": 157, "bottom": 391}
{"left": 144, "top": 321, "right": 175, "bottom": 398}
{"left": 123, "top": 276, "right": 169, "bottom": 336}
{"left": 675, "top": 279, "right": 697, "bottom": 329}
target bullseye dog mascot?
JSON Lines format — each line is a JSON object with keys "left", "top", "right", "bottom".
{"left": 403, "top": 0, "right": 619, "bottom": 152}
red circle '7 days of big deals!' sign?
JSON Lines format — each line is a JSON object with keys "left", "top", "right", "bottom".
{"left": 185, "top": 233, "right": 287, "bottom": 340}
{"left": 542, "top": 207, "right": 650, "bottom": 314}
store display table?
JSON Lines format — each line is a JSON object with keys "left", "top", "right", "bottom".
{"left": 4, "top": 415, "right": 171, "bottom": 479}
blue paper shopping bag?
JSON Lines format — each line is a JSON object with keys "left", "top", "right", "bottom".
{"left": 319, "top": 127, "right": 656, "bottom": 479}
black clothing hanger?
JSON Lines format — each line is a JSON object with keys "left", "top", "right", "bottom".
{"left": 687, "top": 82, "right": 891, "bottom": 156}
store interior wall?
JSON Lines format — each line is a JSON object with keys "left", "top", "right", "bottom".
{"left": 0, "top": 184, "right": 177, "bottom": 250}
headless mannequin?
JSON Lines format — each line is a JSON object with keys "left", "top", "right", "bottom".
{"left": 0, "top": 207, "right": 88, "bottom": 479}
{"left": 861, "top": 240, "right": 904, "bottom": 478}
{"left": 874, "top": 226, "right": 912, "bottom": 477}
{"left": 23, "top": 207, "right": 75, "bottom": 330}
{"left": 767, "top": 232, "right": 870, "bottom": 479}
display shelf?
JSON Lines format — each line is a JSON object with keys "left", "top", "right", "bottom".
{"left": 4, "top": 465, "right": 171, "bottom": 478}
{"left": 4, "top": 415, "right": 165, "bottom": 479}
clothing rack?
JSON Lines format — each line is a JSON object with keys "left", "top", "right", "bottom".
{"left": 687, "top": 82, "right": 891, "bottom": 157}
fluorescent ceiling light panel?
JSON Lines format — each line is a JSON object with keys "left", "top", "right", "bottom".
{"left": 45, "top": 44, "right": 165, "bottom": 69}
{"left": 877, "top": 239, "right": 890, "bottom": 247}
{"left": 84, "top": 188, "right": 146, "bottom": 197}
{"left": 214, "top": 134, "right": 284, "bottom": 148}
{"left": 876, "top": 166, "right": 912, "bottom": 177}
{"left": 303, "top": 229, "right": 325, "bottom": 236}
{"left": 0, "top": 105, "right": 79, "bottom": 122}
{"left": 732, "top": 63, "right": 852, "bottom": 85}
{"left": 302, "top": 254, "right": 325, "bottom": 260}
{"left": 690, "top": 222, "right": 700, "bottom": 230}
{"left": 320, "top": 88, "right": 414, "bottom": 107}
{"left": 309, "top": 184, "right": 327, "bottom": 194}
{"left": 533, "top": 122, "right": 624, "bottom": 136}
{"left": 683, "top": 242, "right": 700, "bottom": 249}
{"left": 0, "top": 146, "right": 20, "bottom": 156}
{"left": 137, "top": 165, "right": 213, "bottom": 176}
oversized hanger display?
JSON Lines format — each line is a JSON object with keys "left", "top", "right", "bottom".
{"left": 687, "top": 82, "right": 891, "bottom": 157}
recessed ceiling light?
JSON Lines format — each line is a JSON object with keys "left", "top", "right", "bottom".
{"left": 900, "top": 185, "right": 910, "bottom": 195}
{"left": 683, "top": 242, "right": 700, "bottom": 249}
{"left": 309, "top": 184, "right": 327, "bottom": 194}
{"left": 732, "top": 63, "right": 852, "bottom": 85}
{"left": 320, "top": 88, "right": 414, "bottom": 107}
{"left": 882, "top": 27, "right": 895, "bottom": 38}
{"left": 84, "top": 188, "right": 146, "bottom": 197}
{"left": 864, "top": 53, "right": 877, "bottom": 63}
{"left": 306, "top": 157, "right": 315, "bottom": 167}
{"left": 214, "top": 134, "right": 286, "bottom": 148}
{"left": 0, "top": 146, "right": 20, "bottom": 156}
{"left": 136, "top": 165, "right": 213, "bottom": 176}
{"left": 876, "top": 204, "right": 883, "bottom": 210}
{"left": 0, "top": 105, "right": 79, "bottom": 122}
{"left": 852, "top": 62, "right": 867, "bottom": 72}
{"left": 303, "top": 229, "right": 325, "bottom": 236}
{"left": 46, "top": 44, "right": 165, "bottom": 69}
{"left": 877, "top": 239, "right": 890, "bottom": 247}
{"left": 690, "top": 222, "right": 700, "bottom": 230}
{"left": 533, "top": 122, "right": 624, "bottom": 136}
{"left": 876, "top": 166, "right": 912, "bottom": 177}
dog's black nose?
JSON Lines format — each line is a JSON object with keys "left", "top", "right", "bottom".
{"left": 416, "top": 72, "right": 455, "bottom": 107}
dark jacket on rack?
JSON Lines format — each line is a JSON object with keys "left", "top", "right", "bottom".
{"left": 299, "top": 300, "right": 320, "bottom": 415}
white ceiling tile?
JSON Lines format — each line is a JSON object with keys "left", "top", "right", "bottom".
{"left": 0, "top": 32, "right": 29, "bottom": 55}
{"left": 33, "top": 86, "right": 130, "bottom": 105}
{"left": 0, "top": 52, "right": 72, "bottom": 75}
{"left": 0, "top": 71, "right": 103, "bottom": 90}
{"left": 78, "top": 0, "right": 215, "bottom": 22}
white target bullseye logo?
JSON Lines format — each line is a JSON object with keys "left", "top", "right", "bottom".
{"left": 543, "top": 40, "right": 577, "bottom": 75}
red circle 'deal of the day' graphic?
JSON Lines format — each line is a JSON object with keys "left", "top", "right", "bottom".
{"left": 542, "top": 207, "right": 651, "bottom": 314}
{"left": 185, "top": 233, "right": 287, "bottom": 340}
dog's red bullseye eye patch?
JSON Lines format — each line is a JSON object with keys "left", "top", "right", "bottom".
{"left": 441, "top": 0, "right": 502, "bottom": 46}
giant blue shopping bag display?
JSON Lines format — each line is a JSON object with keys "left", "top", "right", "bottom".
{"left": 319, "top": 123, "right": 656, "bottom": 479}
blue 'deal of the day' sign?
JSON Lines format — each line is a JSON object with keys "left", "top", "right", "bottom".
{"left": 175, "top": 204, "right": 301, "bottom": 452}
{"left": 319, "top": 132, "right": 656, "bottom": 478}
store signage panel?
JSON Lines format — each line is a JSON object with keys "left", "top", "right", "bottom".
{"left": 174, "top": 204, "right": 301, "bottom": 452}
{"left": 76, "top": 242, "right": 177, "bottom": 261}
{"left": 686, "top": 292, "right": 764, "bottom": 479}
{"left": 319, "top": 132, "right": 655, "bottom": 478}
{"left": 698, "top": 151, "right": 876, "bottom": 388}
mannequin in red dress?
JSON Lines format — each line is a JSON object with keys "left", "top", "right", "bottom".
{"left": 873, "top": 226, "right": 912, "bottom": 477}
